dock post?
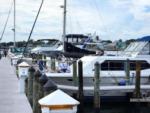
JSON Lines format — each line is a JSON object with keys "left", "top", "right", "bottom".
{"left": 132, "top": 61, "right": 142, "bottom": 113}
{"left": 135, "top": 61, "right": 141, "bottom": 98}
{"left": 39, "top": 89, "right": 80, "bottom": 113}
{"left": 25, "top": 78, "right": 28, "bottom": 96}
{"left": 43, "top": 55, "right": 46, "bottom": 67}
{"left": 28, "top": 66, "right": 35, "bottom": 107}
{"left": 39, "top": 54, "right": 42, "bottom": 60}
{"left": 51, "top": 57, "right": 56, "bottom": 71}
{"left": 94, "top": 62, "right": 100, "bottom": 113}
{"left": 39, "top": 74, "right": 48, "bottom": 98}
{"left": 125, "top": 59, "right": 130, "bottom": 85}
{"left": 43, "top": 79, "right": 57, "bottom": 96}
{"left": 37, "top": 72, "right": 43, "bottom": 113}
{"left": 37, "top": 73, "right": 43, "bottom": 99}
{"left": 77, "top": 60, "right": 84, "bottom": 113}
{"left": 33, "top": 70, "right": 41, "bottom": 113}
{"left": 73, "top": 60, "right": 78, "bottom": 86}
{"left": 18, "top": 62, "right": 30, "bottom": 94}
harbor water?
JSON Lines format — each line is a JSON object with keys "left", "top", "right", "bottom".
{"left": 83, "top": 102, "right": 150, "bottom": 113}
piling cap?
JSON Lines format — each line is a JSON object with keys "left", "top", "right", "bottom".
{"left": 43, "top": 79, "right": 57, "bottom": 91}
{"left": 18, "top": 62, "right": 30, "bottom": 67}
{"left": 39, "top": 89, "right": 80, "bottom": 106}
{"left": 39, "top": 74, "right": 48, "bottom": 85}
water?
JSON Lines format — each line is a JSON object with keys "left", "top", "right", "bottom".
{"left": 82, "top": 102, "right": 150, "bottom": 113}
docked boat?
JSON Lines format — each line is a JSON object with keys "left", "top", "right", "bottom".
{"left": 31, "top": 39, "right": 62, "bottom": 54}
{"left": 62, "top": 34, "right": 97, "bottom": 58}
{"left": 45, "top": 38, "right": 150, "bottom": 98}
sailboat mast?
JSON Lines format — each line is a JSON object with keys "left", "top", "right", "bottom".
{"left": 63, "top": 0, "right": 67, "bottom": 52}
{"left": 13, "top": 0, "right": 16, "bottom": 47}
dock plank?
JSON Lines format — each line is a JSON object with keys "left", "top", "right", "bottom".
{"left": 0, "top": 57, "right": 32, "bottom": 113}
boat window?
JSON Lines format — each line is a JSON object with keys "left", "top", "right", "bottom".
{"left": 87, "top": 44, "right": 98, "bottom": 50}
{"left": 130, "top": 61, "right": 150, "bottom": 70}
{"left": 72, "top": 38, "right": 77, "bottom": 43}
{"left": 67, "top": 38, "right": 72, "bottom": 43}
{"left": 141, "top": 62, "right": 150, "bottom": 69}
{"left": 101, "top": 61, "right": 124, "bottom": 70}
{"left": 11, "top": 47, "right": 24, "bottom": 53}
{"left": 78, "top": 38, "right": 82, "bottom": 43}
{"left": 130, "top": 62, "right": 135, "bottom": 70}
{"left": 101, "top": 60, "right": 150, "bottom": 71}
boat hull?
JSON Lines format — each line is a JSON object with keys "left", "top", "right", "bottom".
{"left": 48, "top": 75, "right": 150, "bottom": 97}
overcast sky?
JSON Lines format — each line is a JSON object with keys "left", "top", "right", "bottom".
{"left": 0, "top": 0, "right": 150, "bottom": 42}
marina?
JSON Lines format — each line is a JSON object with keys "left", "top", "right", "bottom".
{"left": 0, "top": 0, "right": 150, "bottom": 113}
{"left": 4, "top": 50, "right": 150, "bottom": 113}
{"left": 4, "top": 35, "right": 149, "bottom": 113}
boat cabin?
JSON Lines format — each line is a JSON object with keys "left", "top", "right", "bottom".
{"left": 80, "top": 55, "right": 150, "bottom": 76}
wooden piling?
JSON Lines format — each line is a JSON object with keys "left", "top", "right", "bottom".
{"left": 39, "top": 54, "right": 42, "bottom": 60}
{"left": 39, "top": 74, "right": 48, "bottom": 98}
{"left": 25, "top": 78, "right": 28, "bottom": 96}
{"left": 77, "top": 60, "right": 84, "bottom": 113}
{"left": 33, "top": 70, "right": 41, "bottom": 113}
{"left": 51, "top": 57, "right": 56, "bottom": 71}
{"left": 125, "top": 59, "right": 130, "bottom": 85}
{"left": 37, "top": 72, "right": 44, "bottom": 113}
{"left": 73, "top": 60, "right": 78, "bottom": 86}
{"left": 43, "top": 79, "right": 57, "bottom": 96}
{"left": 37, "top": 75, "right": 43, "bottom": 100}
{"left": 28, "top": 66, "right": 35, "bottom": 107}
{"left": 43, "top": 55, "right": 46, "bottom": 67}
{"left": 94, "top": 62, "right": 100, "bottom": 113}
{"left": 135, "top": 61, "right": 141, "bottom": 98}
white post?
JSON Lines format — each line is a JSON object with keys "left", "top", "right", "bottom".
{"left": 39, "top": 89, "right": 80, "bottom": 113}
{"left": 72, "top": 106, "right": 77, "bottom": 113}
{"left": 18, "top": 62, "right": 30, "bottom": 93}
{"left": 41, "top": 107, "right": 49, "bottom": 113}
{"left": 12, "top": 56, "right": 18, "bottom": 66}
{"left": 19, "top": 76, "right": 26, "bottom": 93}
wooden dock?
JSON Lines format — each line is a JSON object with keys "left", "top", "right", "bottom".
{"left": 0, "top": 57, "right": 32, "bottom": 113}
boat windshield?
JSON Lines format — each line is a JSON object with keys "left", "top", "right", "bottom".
{"left": 124, "top": 42, "right": 149, "bottom": 56}
{"left": 39, "top": 40, "right": 59, "bottom": 47}
{"left": 10, "top": 47, "right": 24, "bottom": 53}
{"left": 84, "top": 43, "right": 104, "bottom": 50}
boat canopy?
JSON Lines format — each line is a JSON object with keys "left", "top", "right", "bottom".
{"left": 123, "top": 41, "right": 149, "bottom": 57}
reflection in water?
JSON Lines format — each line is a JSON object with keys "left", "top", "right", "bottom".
{"left": 82, "top": 102, "right": 150, "bottom": 113}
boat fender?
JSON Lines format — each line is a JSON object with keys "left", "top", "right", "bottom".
{"left": 118, "top": 79, "right": 126, "bottom": 86}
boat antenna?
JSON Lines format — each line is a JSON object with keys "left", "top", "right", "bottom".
{"left": 0, "top": 2, "right": 13, "bottom": 42}
{"left": 22, "top": 0, "right": 44, "bottom": 57}
{"left": 62, "top": 0, "right": 67, "bottom": 52}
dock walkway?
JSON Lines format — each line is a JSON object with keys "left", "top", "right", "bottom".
{"left": 0, "top": 57, "right": 32, "bottom": 113}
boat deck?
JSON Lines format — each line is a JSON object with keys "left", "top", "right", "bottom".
{"left": 0, "top": 57, "right": 32, "bottom": 113}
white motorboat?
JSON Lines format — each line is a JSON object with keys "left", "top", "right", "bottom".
{"left": 31, "top": 39, "right": 62, "bottom": 54}
{"left": 45, "top": 40, "right": 150, "bottom": 98}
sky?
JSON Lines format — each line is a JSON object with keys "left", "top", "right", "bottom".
{"left": 0, "top": 0, "right": 150, "bottom": 42}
